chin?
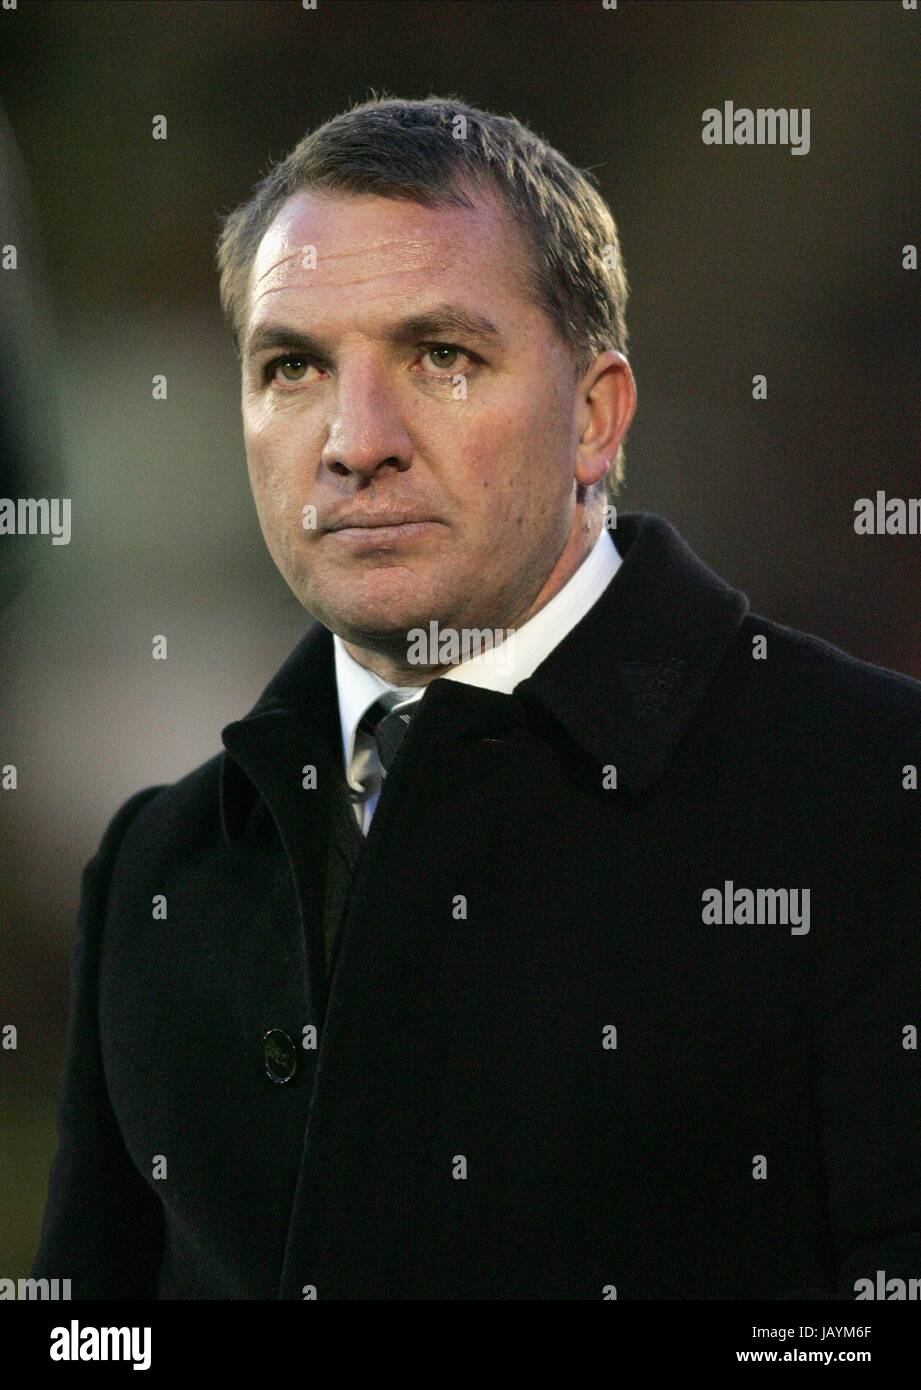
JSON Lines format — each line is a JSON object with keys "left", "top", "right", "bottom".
{"left": 296, "top": 570, "right": 455, "bottom": 644}
{"left": 332, "top": 604, "right": 441, "bottom": 644}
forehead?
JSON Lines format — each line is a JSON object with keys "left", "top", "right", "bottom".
{"left": 246, "top": 187, "right": 533, "bottom": 328}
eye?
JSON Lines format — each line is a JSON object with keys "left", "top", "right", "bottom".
{"left": 416, "top": 343, "right": 481, "bottom": 377}
{"left": 264, "top": 354, "right": 322, "bottom": 386}
{"left": 262, "top": 342, "right": 482, "bottom": 388}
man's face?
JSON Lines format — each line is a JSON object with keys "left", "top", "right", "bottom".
{"left": 240, "top": 187, "right": 593, "bottom": 654}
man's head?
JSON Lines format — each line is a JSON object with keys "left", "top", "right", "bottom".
{"left": 217, "top": 95, "right": 636, "bottom": 678}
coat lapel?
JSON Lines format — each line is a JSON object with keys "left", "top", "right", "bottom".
{"left": 219, "top": 622, "right": 342, "bottom": 1020}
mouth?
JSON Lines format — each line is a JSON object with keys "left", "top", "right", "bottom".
{"left": 324, "top": 519, "right": 442, "bottom": 548}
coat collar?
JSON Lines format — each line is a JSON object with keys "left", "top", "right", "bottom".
{"left": 514, "top": 510, "right": 750, "bottom": 788}
{"left": 219, "top": 511, "right": 749, "bottom": 840}
{"left": 218, "top": 619, "right": 340, "bottom": 842}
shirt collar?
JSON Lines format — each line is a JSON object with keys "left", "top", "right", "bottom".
{"left": 332, "top": 526, "right": 621, "bottom": 785}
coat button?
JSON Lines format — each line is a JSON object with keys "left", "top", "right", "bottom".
{"left": 263, "top": 1028, "right": 298, "bottom": 1084}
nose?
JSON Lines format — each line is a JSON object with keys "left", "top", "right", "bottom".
{"left": 320, "top": 360, "right": 413, "bottom": 480}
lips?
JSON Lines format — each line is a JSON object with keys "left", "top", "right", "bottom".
{"left": 325, "top": 514, "right": 436, "bottom": 531}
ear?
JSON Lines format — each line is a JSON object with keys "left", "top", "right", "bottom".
{"left": 574, "top": 350, "right": 637, "bottom": 490}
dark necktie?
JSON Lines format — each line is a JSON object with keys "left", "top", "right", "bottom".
{"left": 359, "top": 697, "right": 417, "bottom": 773}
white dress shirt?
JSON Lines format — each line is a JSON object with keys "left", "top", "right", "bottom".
{"left": 333, "top": 526, "right": 622, "bottom": 832}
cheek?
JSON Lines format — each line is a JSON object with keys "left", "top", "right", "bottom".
{"left": 244, "top": 419, "right": 297, "bottom": 519}
{"left": 453, "top": 413, "right": 529, "bottom": 508}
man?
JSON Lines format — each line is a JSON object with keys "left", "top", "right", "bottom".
{"left": 32, "top": 96, "right": 921, "bottom": 1300}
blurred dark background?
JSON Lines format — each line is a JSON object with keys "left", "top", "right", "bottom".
{"left": 1, "top": 0, "right": 918, "bottom": 1276}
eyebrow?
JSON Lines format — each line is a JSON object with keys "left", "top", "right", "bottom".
{"left": 243, "top": 303, "right": 504, "bottom": 362}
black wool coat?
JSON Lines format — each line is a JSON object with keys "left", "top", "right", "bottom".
{"left": 31, "top": 512, "right": 921, "bottom": 1299}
